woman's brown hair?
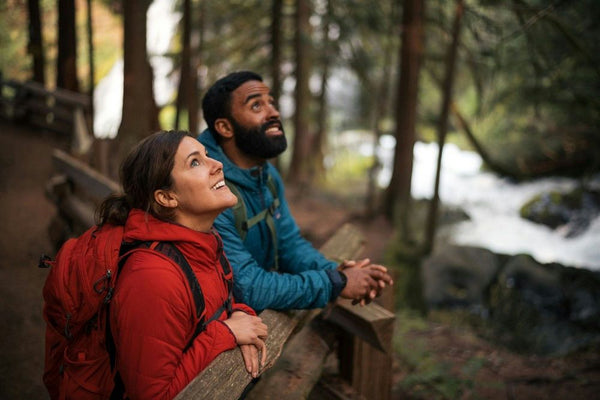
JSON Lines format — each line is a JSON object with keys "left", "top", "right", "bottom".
{"left": 96, "top": 130, "right": 191, "bottom": 226}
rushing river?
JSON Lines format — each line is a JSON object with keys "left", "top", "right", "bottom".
{"left": 375, "top": 137, "right": 600, "bottom": 271}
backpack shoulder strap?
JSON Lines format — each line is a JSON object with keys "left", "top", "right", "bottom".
{"left": 120, "top": 241, "right": 231, "bottom": 351}
{"left": 225, "top": 176, "right": 281, "bottom": 270}
{"left": 225, "top": 179, "right": 248, "bottom": 241}
{"left": 266, "top": 174, "right": 280, "bottom": 208}
{"left": 151, "top": 242, "right": 206, "bottom": 321}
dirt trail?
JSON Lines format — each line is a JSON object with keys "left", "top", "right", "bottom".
{"left": 0, "top": 121, "right": 66, "bottom": 399}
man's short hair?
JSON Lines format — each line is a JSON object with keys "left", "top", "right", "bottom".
{"left": 202, "top": 71, "right": 263, "bottom": 135}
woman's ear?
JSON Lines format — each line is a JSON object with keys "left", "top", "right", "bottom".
{"left": 154, "top": 189, "right": 178, "bottom": 209}
{"left": 214, "top": 118, "right": 234, "bottom": 139}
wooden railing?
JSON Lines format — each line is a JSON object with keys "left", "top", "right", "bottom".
{"left": 46, "top": 148, "right": 396, "bottom": 399}
{"left": 1, "top": 79, "right": 93, "bottom": 155}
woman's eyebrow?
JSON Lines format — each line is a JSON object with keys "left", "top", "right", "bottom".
{"left": 186, "top": 150, "right": 200, "bottom": 160}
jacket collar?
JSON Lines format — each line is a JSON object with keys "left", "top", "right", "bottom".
{"left": 123, "top": 209, "right": 219, "bottom": 249}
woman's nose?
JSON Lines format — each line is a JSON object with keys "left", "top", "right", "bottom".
{"left": 210, "top": 158, "right": 223, "bottom": 173}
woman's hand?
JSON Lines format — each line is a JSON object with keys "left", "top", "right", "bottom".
{"left": 239, "top": 343, "right": 266, "bottom": 378}
{"left": 222, "top": 311, "right": 268, "bottom": 377}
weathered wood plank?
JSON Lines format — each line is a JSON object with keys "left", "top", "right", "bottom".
{"left": 324, "top": 298, "right": 395, "bottom": 353}
{"left": 28, "top": 114, "right": 72, "bottom": 136}
{"left": 52, "top": 148, "right": 121, "bottom": 201}
{"left": 338, "top": 335, "right": 394, "bottom": 400}
{"left": 174, "top": 309, "right": 312, "bottom": 400}
{"left": 319, "top": 222, "right": 366, "bottom": 264}
{"left": 175, "top": 223, "right": 365, "bottom": 400}
{"left": 246, "top": 315, "right": 337, "bottom": 400}
{"left": 25, "top": 97, "right": 79, "bottom": 123}
{"left": 1, "top": 79, "right": 90, "bottom": 137}
{"left": 21, "top": 80, "right": 91, "bottom": 109}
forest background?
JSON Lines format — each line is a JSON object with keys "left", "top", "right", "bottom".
{"left": 1, "top": 0, "right": 599, "bottom": 399}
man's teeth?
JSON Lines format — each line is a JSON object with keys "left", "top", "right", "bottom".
{"left": 212, "top": 181, "right": 225, "bottom": 190}
{"left": 266, "top": 126, "right": 279, "bottom": 133}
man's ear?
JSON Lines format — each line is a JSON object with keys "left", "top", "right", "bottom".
{"left": 214, "top": 118, "right": 234, "bottom": 139}
{"left": 154, "top": 189, "right": 178, "bottom": 209}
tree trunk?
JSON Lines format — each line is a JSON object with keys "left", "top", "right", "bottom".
{"left": 27, "top": 0, "right": 45, "bottom": 85}
{"left": 56, "top": 0, "right": 79, "bottom": 92}
{"left": 270, "top": 0, "right": 283, "bottom": 109}
{"left": 175, "top": 0, "right": 192, "bottom": 131}
{"left": 270, "top": 0, "right": 284, "bottom": 170}
{"left": 188, "top": 0, "right": 204, "bottom": 136}
{"left": 311, "top": 0, "right": 332, "bottom": 182}
{"left": 384, "top": 0, "right": 424, "bottom": 233}
{"left": 287, "top": 0, "right": 312, "bottom": 188}
{"left": 188, "top": 0, "right": 206, "bottom": 135}
{"left": 423, "top": 0, "right": 464, "bottom": 254}
{"left": 86, "top": 0, "right": 94, "bottom": 135}
{"left": 365, "top": 0, "right": 397, "bottom": 217}
{"left": 116, "top": 0, "right": 160, "bottom": 177}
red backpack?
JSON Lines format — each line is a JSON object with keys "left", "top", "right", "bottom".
{"left": 39, "top": 223, "right": 230, "bottom": 400}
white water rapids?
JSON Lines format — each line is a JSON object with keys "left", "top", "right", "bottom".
{"left": 376, "top": 137, "right": 600, "bottom": 271}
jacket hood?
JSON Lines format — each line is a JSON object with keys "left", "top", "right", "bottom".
{"left": 198, "top": 128, "right": 274, "bottom": 192}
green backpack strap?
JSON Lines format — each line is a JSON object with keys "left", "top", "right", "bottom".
{"left": 225, "top": 176, "right": 280, "bottom": 270}
{"left": 265, "top": 175, "right": 280, "bottom": 269}
{"left": 225, "top": 181, "right": 247, "bottom": 240}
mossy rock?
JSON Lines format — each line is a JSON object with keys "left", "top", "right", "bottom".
{"left": 520, "top": 187, "right": 600, "bottom": 234}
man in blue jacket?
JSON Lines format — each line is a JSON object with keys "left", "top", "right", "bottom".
{"left": 198, "top": 70, "right": 393, "bottom": 312}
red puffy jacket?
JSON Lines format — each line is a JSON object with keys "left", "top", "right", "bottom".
{"left": 110, "top": 209, "right": 255, "bottom": 400}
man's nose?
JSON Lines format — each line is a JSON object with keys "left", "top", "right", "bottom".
{"left": 267, "top": 102, "right": 280, "bottom": 118}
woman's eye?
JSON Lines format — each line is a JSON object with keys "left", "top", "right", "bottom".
{"left": 191, "top": 159, "right": 200, "bottom": 167}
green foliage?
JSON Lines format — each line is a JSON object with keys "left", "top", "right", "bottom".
{"left": 394, "top": 311, "right": 489, "bottom": 400}
{"left": 319, "top": 146, "right": 372, "bottom": 197}
{"left": 3, "top": 0, "right": 599, "bottom": 182}
{"left": 200, "top": 0, "right": 273, "bottom": 83}
{"left": 417, "top": 0, "right": 600, "bottom": 177}
{"left": 0, "top": 0, "right": 121, "bottom": 89}
{"left": 0, "top": 2, "right": 31, "bottom": 81}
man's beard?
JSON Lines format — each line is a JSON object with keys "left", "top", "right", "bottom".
{"left": 230, "top": 118, "right": 287, "bottom": 160}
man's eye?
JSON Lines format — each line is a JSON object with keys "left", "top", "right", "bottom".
{"left": 251, "top": 102, "right": 260, "bottom": 110}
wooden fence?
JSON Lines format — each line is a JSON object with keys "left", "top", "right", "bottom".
{"left": 0, "top": 79, "right": 93, "bottom": 155}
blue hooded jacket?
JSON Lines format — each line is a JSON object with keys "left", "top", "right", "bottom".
{"left": 198, "top": 129, "right": 344, "bottom": 312}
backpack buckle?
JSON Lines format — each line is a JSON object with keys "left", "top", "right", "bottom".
{"left": 38, "top": 254, "right": 52, "bottom": 268}
{"left": 268, "top": 203, "right": 280, "bottom": 219}
{"left": 94, "top": 270, "right": 112, "bottom": 294}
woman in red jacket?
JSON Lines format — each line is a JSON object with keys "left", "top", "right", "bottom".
{"left": 97, "top": 130, "right": 267, "bottom": 399}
